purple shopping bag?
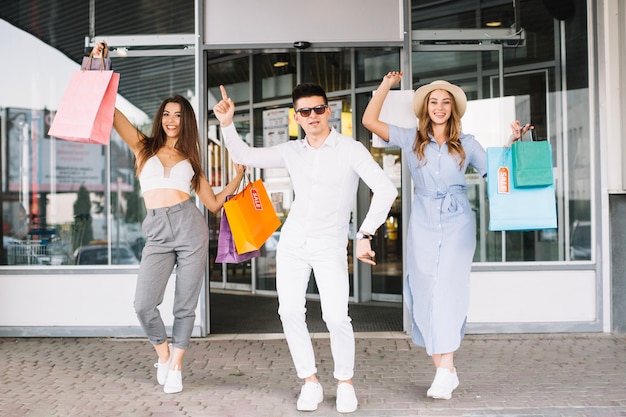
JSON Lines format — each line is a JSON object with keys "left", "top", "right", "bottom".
{"left": 215, "top": 196, "right": 260, "bottom": 264}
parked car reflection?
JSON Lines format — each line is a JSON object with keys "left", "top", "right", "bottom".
{"left": 74, "top": 243, "right": 140, "bottom": 265}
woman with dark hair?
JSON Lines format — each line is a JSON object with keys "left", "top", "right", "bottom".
{"left": 363, "top": 71, "right": 529, "bottom": 400}
{"left": 92, "top": 42, "right": 245, "bottom": 394}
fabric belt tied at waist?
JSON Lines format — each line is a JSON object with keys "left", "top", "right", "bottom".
{"left": 415, "top": 185, "right": 466, "bottom": 213}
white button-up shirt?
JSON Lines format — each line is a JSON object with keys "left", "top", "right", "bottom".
{"left": 222, "top": 123, "right": 397, "bottom": 245}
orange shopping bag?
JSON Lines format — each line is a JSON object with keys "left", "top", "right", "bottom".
{"left": 48, "top": 67, "right": 119, "bottom": 144}
{"left": 223, "top": 179, "right": 281, "bottom": 254}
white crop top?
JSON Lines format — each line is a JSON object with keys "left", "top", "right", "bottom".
{"left": 138, "top": 155, "right": 194, "bottom": 195}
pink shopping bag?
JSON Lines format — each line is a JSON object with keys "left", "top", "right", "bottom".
{"left": 48, "top": 69, "right": 119, "bottom": 144}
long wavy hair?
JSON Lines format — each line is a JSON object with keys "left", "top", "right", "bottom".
{"left": 413, "top": 90, "right": 465, "bottom": 169}
{"left": 136, "top": 95, "right": 203, "bottom": 191}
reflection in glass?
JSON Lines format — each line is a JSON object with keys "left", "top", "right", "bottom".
{"left": 207, "top": 55, "right": 254, "bottom": 288}
{"left": 371, "top": 147, "right": 403, "bottom": 298}
{"left": 0, "top": 52, "right": 198, "bottom": 266}
{"left": 301, "top": 51, "right": 351, "bottom": 93}
{"left": 207, "top": 56, "right": 251, "bottom": 106}
{"left": 2, "top": 107, "right": 110, "bottom": 266}
{"left": 356, "top": 49, "right": 401, "bottom": 88}
{"left": 253, "top": 53, "right": 296, "bottom": 102}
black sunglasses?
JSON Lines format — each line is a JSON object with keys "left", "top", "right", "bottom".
{"left": 295, "top": 104, "right": 328, "bottom": 117}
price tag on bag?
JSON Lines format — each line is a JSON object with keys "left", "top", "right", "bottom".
{"left": 497, "top": 166, "right": 510, "bottom": 194}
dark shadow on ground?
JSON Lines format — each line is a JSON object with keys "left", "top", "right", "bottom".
{"left": 209, "top": 291, "right": 403, "bottom": 334}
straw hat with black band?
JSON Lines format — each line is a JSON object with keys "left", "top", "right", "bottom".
{"left": 412, "top": 80, "right": 468, "bottom": 119}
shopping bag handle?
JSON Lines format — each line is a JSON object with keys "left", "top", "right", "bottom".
{"left": 242, "top": 173, "right": 255, "bottom": 195}
{"left": 232, "top": 172, "right": 253, "bottom": 195}
{"left": 518, "top": 126, "right": 538, "bottom": 142}
{"left": 81, "top": 46, "right": 109, "bottom": 72}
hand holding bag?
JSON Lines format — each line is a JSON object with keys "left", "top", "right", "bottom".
{"left": 223, "top": 177, "right": 281, "bottom": 254}
{"left": 487, "top": 146, "right": 557, "bottom": 231}
{"left": 81, "top": 54, "right": 112, "bottom": 71}
{"left": 216, "top": 196, "right": 261, "bottom": 264}
{"left": 48, "top": 49, "right": 119, "bottom": 144}
{"left": 511, "top": 129, "right": 554, "bottom": 188}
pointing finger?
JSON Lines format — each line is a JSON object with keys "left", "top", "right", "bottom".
{"left": 220, "top": 85, "right": 229, "bottom": 101}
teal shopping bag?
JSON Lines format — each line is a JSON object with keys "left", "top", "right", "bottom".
{"left": 487, "top": 146, "right": 557, "bottom": 231}
{"left": 511, "top": 139, "right": 554, "bottom": 187}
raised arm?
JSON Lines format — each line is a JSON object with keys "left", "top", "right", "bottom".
{"left": 507, "top": 120, "right": 534, "bottom": 146}
{"left": 362, "top": 71, "right": 403, "bottom": 142}
{"left": 196, "top": 163, "right": 246, "bottom": 213}
{"left": 113, "top": 108, "right": 144, "bottom": 154}
{"left": 214, "top": 85, "right": 284, "bottom": 168}
{"left": 90, "top": 40, "right": 144, "bottom": 154}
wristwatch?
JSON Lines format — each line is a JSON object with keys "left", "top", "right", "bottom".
{"left": 356, "top": 232, "right": 373, "bottom": 240}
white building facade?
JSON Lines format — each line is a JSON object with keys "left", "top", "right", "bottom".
{"left": 1, "top": 0, "right": 625, "bottom": 336}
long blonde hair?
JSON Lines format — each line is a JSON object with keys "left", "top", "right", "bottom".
{"left": 413, "top": 90, "right": 465, "bottom": 169}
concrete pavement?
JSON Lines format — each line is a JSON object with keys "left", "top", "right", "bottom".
{"left": 1, "top": 332, "right": 626, "bottom": 416}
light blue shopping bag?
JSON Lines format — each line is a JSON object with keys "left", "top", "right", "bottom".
{"left": 487, "top": 146, "right": 557, "bottom": 231}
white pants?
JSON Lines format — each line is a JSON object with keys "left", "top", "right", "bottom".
{"left": 276, "top": 238, "right": 355, "bottom": 381}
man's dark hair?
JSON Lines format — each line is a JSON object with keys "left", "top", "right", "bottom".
{"left": 292, "top": 83, "right": 328, "bottom": 106}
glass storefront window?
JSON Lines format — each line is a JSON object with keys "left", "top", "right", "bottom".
{"left": 252, "top": 53, "right": 296, "bottom": 103}
{"left": 356, "top": 49, "right": 401, "bottom": 88}
{"left": 1, "top": 53, "right": 195, "bottom": 267}
{"left": 3, "top": 108, "right": 97, "bottom": 266}
{"left": 301, "top": 51, "right": 351, "bottom": 93}
{"left": 370, "top": 146, "right": 403, "bottom": 298}
{"left": 207, "top": 56, "right": 251, "bottom": 107}
{"left": 354, "top": 57, "right": 404, "bottom": 301}
{"left": 411, "top": 1, "right": 591, "bottom": 263}
{"left": 1, "top": 116, "right": 140, "bottom": 266}
{"left": 412, "top": 1, "right": 556, "bottom": 65}
{"left": 207, "top": 49, "right": 361, "bottom": 291}
{"left": 207, "top": 55, "right": 254, "bottom": 289}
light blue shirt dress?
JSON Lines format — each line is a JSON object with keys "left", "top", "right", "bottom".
{"left": 388, "top": 124, "right": 487, "bottom": 355}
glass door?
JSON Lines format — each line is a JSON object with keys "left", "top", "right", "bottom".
{"left": 206, "top": 55, "right": 254, "bottom": 292}
{"left": 208, "top": 113, "right": 254, "bottom": 291}
{"left": 369, "top": 146, "right": 403, "bottom": 303}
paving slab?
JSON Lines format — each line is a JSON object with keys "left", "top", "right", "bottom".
{"left": 1, "top": 333, "right": 625, "bottom": 417}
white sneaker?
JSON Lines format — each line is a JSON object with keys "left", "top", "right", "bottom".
{"left": 296, "top": 381, "right": 324, "bottom": 411}
{"left": 426, "top": 368, "right": 459, "bottom": 400}
{"left": 163, "top": 365, "right": 183, "bottom": 394}
{"left": 154, "top": 343, "right": 172, "bottom": 385}
{"left": 336, "top": 383, "right": 358, "bottom": 413}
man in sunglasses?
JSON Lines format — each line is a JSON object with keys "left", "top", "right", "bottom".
{"left": 213, "top": 83, "right": 397, "bottom": 414}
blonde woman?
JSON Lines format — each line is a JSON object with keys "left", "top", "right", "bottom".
{"left": 363, "top": 72, "right": 530, "bottom": 400}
